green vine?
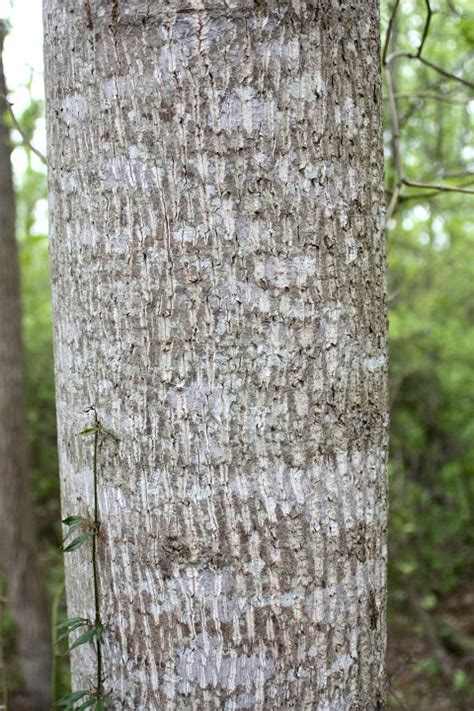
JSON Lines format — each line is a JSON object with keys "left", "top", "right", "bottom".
{"left": 55, "top": 407, "right": 118, "bottom": 711}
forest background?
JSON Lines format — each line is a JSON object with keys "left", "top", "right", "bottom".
{"left": 0, "top": 1, "right": 473, "bottom": 709}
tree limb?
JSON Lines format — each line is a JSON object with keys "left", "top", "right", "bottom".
{"left": 0, "top": 93, "right": 47, "bottom": 165}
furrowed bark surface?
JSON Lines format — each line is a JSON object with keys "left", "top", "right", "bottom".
{"left": 43, "top": 1, "right": 388, "bottom": 709}
{"left": 0, "top": 23, "right": 51, "bottom": 711}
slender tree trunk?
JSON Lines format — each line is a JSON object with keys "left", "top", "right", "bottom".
{"left": 44, "top": 1, "right": 388, "bottom": 708}
{"left": 0, "top": 22, "right": 51, "bottom": 711}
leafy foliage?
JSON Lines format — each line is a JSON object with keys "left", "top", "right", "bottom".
{"left": 383, "top": 0, "right": 474, "bottom": 706}
{"left": 55, "top": 689, "right": 106, "bottom": 710}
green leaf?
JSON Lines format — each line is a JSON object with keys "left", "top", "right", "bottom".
{"left": 63, "top": 526, "right": 81, "bottom": 542}
{"left": 68, "top": 626, "right": 98, "bottom": 652}
{"left": 76, "top": 699, "right": 97, "bottom": 710}
{"left": 55, "top": 617, "right": 88, "bottom": 644}
{"left": 95, "top": 701, "right": 105, "bottom": 711}
{"left": 78, "top": 427, "right": 99, "bottom": 436}
{"left": 57, "top": 624, "right": 88, "bottom": 644}
{"left": 63, "top": 532, "right": 93, "bottom": 552}
{"left": 63, "top": 515, "right": 86, "bottom": 526}
{"left": 62, "top": 518, "right": 94, "bottom": 545}
{"left": 57, "top": 617, "right": 86, "bottom": 631}
{"left": 55, "top": 690, "right": 89, "bottom": 708}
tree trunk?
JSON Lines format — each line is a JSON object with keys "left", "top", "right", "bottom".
{"left": 43, "top": 1, "right": 388, "bottom": 708}
{"left": 0, "top": 22, "right": 51, "bottom": 711}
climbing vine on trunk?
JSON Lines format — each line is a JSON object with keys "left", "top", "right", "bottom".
{"left": 56, "top": 409, "right": 118, "bottom": 711}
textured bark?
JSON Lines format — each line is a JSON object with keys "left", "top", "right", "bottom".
{"left": 43, "top": 1, "right": 388, "bottom": 708}
{"left": 0, "top": 22, "right": 51, "bottom": 711}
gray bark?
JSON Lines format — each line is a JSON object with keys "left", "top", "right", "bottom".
{"left": 43, "top": 1, "right": 388, "bottom": 709}
{"left": 0, "top": 21, "right": 51, "bottom": 711}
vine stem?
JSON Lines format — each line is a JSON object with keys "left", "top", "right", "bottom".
{"left": 92, "top": 418, "right": 102, "bottom": 698}
{"left": 57, "top": 408, "right": 119, "bottom": 708}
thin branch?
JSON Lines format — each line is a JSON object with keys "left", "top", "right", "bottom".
{"left": 386, "top": 91, "right": 470, "bottom": 105}
{"left": 416, "top": 55, "right": 474, "bottom": 90}
{"left": 399, "top": 190, "right": 464, "bottom": 202}
{"left": 386, "top": 182, "right": 402, "bottom": 222}
{"left": 416, "top": 0, "right": 433, "bottom": 58}
{"left": 382, "top": 0, "right": 401, "bottom": 66}
{"left": 386, "top": 73, "right": 403, "bottom": 182}
{"left": 384, "top": 56, "right": 404, "bottom": 222}
{"left": 400, "top": 191, "right": 441, "bottom": 202}
{"left": 402, "top": 178, "right": 474, "bottom": 195}
{"left": 0, "top": 93, "right": 47, "bottom": 165}
{"left": 386, "top": 0, "right": 474, "bottom": 89}
{"left": 385, "top": 53, "right": 474, "bottom": 91}
{"left": 392, "top": 179, "right": 474, "bottom": 202}
{"left": 382, "top": 0, "right": 474, "bottom": 222}
{"left": 385, "top": 49, "right": 412, "bottom": 65}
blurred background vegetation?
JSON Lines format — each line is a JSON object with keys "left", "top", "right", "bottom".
{"left": 0, "top": 0, "right": 473, "bottom": 709}
{"left": 383, "top": 1, "right": 474, "bottom": 708}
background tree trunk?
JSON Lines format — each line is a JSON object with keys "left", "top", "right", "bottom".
{"left": 0, "top": 21, "right": 51, "bottom": 711}
{"left": 44, "top": 1, "right": 388, "bottom": 708}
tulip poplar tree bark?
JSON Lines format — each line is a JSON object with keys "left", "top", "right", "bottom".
{"left": 44, "top": 1, "right": 388, "bottom": 708}
{"left": 0, "top": 21, "right": 51, "bottom": 711}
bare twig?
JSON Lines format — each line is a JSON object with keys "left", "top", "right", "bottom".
{"left": 416, "top": 56, "right": 474, "bottom": 90}
{"left": 386, "top": 183, "right": 402, "bottom": 223}
{"left": 386, "top": 76, "right": 403, "bottom": 181}
{"left": 384, "top": 57, "right": 404, "bottom": 221}
{"left": 404, "top": 0, "right": 473, "bottom": 88}
{"left": 399, "top": 190, "right": 467, "bottom": 202}
{"left": 387, "top": 91, "right": 470, "bottom": 105}
{"left": 384, "top": 50, "right": 474, "bottom": 89}
{"left": 0, "top": 93, "right": 47, "bottom": 165}
{"left": 383, "top": 0, "right": 401, "bottom": 66}
{"left": 399, "top": 191, "right": 443, "bottom": 202}
{"left": 402, "top": 178, "right": 474, "bottom": 195}
{"left": 382, "top": 0, "right": 474, "bottom": 223}
{"left": 416, "top": 0, "right": 433, "bottom": 58}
